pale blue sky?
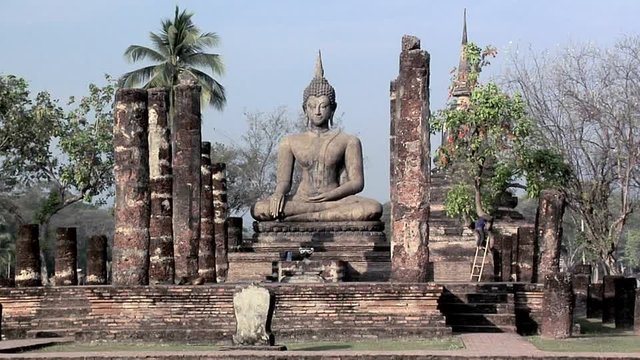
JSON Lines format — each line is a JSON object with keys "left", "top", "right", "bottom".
{"left": 1, "top": 0, "right": 639, "bottom": 203}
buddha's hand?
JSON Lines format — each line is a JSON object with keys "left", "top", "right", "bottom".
{"left": 306, "top": 192, "right": 332, "bottom": 202}
{"left": 269, "top": 193, "right": 286, "bottom": 219}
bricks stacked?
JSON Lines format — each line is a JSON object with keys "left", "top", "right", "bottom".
{"left": 587, "top": 282, "right": 603, "bottom": 319}
{"left": 535, "top": 189, "right": 566, "bottom": 283}
{"left": 112, "top": 88, "right": 150, "bottom": 285}
{"left": 198, "top": 142, "right": 216, "bottom": 283}
{"left": 572, "top": 264, "right": 591, "bottom": 318}
{"left": 541, "top": 272, "right": 574, "bottom": 339}
{"left": 147, "top": 87, "right": 174, "bottom": 285}
{"left": 212, "top": 162, "right": 228, "bottom": 283}
{"left": 86, "top": 235, "right": 108, "bottom": 285}
{"left": 389, "top": 35, "right": 431, "bottom": 282}
{"left": 54, "top": 227, "right": 77, "bottom": 286}
{"left": 172, "top": 85, "right": 202, "bottom": 283}
{"left": 614, "top": 277, "right": 637, "bottom": 329}
{"left": 227, "top": 217, "right": 243, "bottom": 250}
{"left": 602, "top": 275, "right": 623, "bottom": 323}
{"left": 516, "top": 226, "right": 535, "bottom": 282}
{"left": 15, "top": 224, "right": 41, "bottom": 287}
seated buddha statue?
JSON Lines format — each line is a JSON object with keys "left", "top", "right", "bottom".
{"left": 251, "top": 53, "right": 383, "bottom": 222}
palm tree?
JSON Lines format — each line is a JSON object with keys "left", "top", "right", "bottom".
{"left": 120, "top": 6, "right": 226, "bottom": 110}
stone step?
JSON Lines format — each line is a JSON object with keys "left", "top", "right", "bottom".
{"left": 443, "top": 283, "right": 515, "bottom": 293}
{"left": 276, "top": 326, "right": 452, "bottom": 340}
{"left": 445, "top": 313, "right": 516, "bottom": 327}
{"left": 438, "top": 302, "right": 515, "bottom": 314}
{"left": 26, "top": 328, "right": 80, "bottom": 339}
{"left": 450, "top": 324, "right": 517, "bottom": 333}
{"left": 440, "top": 293, "right": 512, "bottom": 304}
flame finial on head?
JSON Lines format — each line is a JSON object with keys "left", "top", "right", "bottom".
{"left": 315, "top": 50, "right": 324, "bottom": 79}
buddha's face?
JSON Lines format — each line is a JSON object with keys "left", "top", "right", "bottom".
{"left": 305, "top": 95, "right": 334, "bottom": 127}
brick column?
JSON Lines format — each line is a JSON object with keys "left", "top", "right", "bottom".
{"left": 54, "top": 227, "right": 77, "bottom": 286}
{"left": 148, "top": 87, "right": 174, "bottom": 285}
{"left": 15, "top": 224, "right": 41, "bottom": 287}
{"left": 587, "top": 283, "right": 603, "bottom": 319}
{"left": 227, "top": 217, "right": 243, "bottom": 251}
{"left": 198, "top": 142, "right": 216, "bottom": 283}
{"left": 172, "top": 85, "right": 202, "bottom": 283}
{"left": 212, "top": 162, "right": 228, "bottom": 283}
{"left": 516, "top": 226, "right": 535, "bottom": 282}
{"left": 535, "top": 189, "right": 566, "bottom": 283}
{"left": 113, "top": 88, "right": 150, "bottom": 285}
{"left": 541, "top": 272, "right": 574, "bottom": 339}
{"left": 86, "top": 235, "right": 107, "bottom": 285}
{"left": 389, "top": 35, "right": 430, "bottom": 282}
{"left": 603, "top": 275, "right": 623, "bottom": 323}
{"left": 572, "top": 264, "right": 591, "bottom": 318}
{"left": 614, "top": 277, "right": 637, "bottom": 329}
{"left": 635, "top": 288, "right": 640, "bottom": 335}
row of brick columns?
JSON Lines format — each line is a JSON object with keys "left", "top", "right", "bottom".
{"left": 14, "top": 225, "right": 108, "bottom": 287}
{"left": 112, "top": 85, "right": 235, "bottom": 286}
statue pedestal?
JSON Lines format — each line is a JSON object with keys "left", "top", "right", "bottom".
{"left": 278, "top": 259, "right": 346, "bottom": 283}
{"left": 227, "top": 221, "right": 390, "bottom": 282}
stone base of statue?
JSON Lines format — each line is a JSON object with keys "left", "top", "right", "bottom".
{"left": 278, "top": 259, "right": 346, "bottom": 283}
{"left": 227, "top": 221, "right": 390, "bottom": 282}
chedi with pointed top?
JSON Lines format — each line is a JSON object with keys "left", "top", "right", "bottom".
{"left": 251, "top": 52, "right": 382, "bottom": 222}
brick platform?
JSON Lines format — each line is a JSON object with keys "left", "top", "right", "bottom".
{"left": 228, "top": 221, "right": 390, "bottom": 282}
{"left": 0, "top": 283, "right": 448, "bottom": 343}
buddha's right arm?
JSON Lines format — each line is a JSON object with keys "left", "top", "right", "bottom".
{"left": 273, "top": 137, "right": 295, "bottom": 196}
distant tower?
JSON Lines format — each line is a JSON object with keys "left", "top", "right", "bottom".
{"left": 442, "top": 9, "right": 473, "bottom": 145}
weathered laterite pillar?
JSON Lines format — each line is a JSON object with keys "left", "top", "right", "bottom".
{"left": 212, "top": 162, "right": 228, "bottom": 283}
{"left": 113, "top": 88, "right": 150, "bottom": 285}
{"left": 535, "top": 189, "right": 566, "bottom": 283}
{"left": 148, "top": 87, "right": 174, "bottom": 285}
{"left": 634, "top": 288, "right": 640, "bottom": 335}
{"left": 614, "top": 277, "right": 637, "bottom": 329}
{"left": 15, "top": 224, "right": 41, "bottom": 287}
{"left": 541, "top": 272, "right": 574, "bottom": 339}
{"left": 572, "top": 264, "right": 591, "bottom": 318}
{"left": 198, "top": 142, "right": 216, "bottom": 283}
{"left": 389, "top": 35, "right": 430, "bottom": 282}
{"left": 587, "top": 283, "right": 603, "bottom": 319}
{"left": 172, "top": 85, "right": 202, "bottom": 283}
{"left": 54, "top": 227, "right": 77, "bottom": 286}
{"left": 516, "top": 226, "right": 535, "bottom": 282}
{"left": 603, "top": 275, "right": 623, "bottom": 323}
{"left": 86, "top": 234, "right": 108, "bottom": 285}
{"left": 227, "top": 217, "right": 243, "bottom": 251}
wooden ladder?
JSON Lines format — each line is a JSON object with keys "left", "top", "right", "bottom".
{"left": 470, "top": 244, "right": 489, "bottom": 282}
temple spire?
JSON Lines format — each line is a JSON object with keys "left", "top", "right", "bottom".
{"left": 461, "top": 8, "right": 467, "bottom": 45}
{"left": 451, "top": 9, "right": 471, "bottom": 99}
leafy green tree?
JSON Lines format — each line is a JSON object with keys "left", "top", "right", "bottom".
{"left": 0, "top": 74, "right": 116, "bottom": 278}
{"left": 120, "top": 6, "right": 226, "bottom": 110}
{"left": 432, "top": 43, "right": 570, "bottom": 224}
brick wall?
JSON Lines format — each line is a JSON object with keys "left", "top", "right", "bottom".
{"left": 0, "top": 283, "right": 449, "bottom": 343}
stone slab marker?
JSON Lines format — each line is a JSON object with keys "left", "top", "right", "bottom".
{"left": 535, "top": 189, "right": 566, "bottom": 283}
{"left": 227, "top": 217, "right": 243, "bottom": 250}
{"left": 54, "top": 227, "right": 77, "bottom": 286}
{"left": 86, "top": 235, "right": 108, "bottom": 285}
{"left": 572, "top": 264, "right": 591, "bottom": 318}
{"left": 232, "top": 284, "right": 274, "bottom": 346}
{"left": 148, "top": 87, "right": 174, "bottom": 285}
{"left": 587, "top": 283, "right": 603, "bottom": 319}
{"left": 603, "top": 275, "right": 623, "bottom": 324}
{"left": 212, "top": 162, "right": 229, "bottom": 283}
{"left": 389, "top": 35, "right": 430, "bottom": 282}
{"left": 15, "top": 224, "right": 41, "bottom": 287}
{"left": 614, "top": 277, "right": 637, "bottom": 329}
{"left": 198, "top": 142, "right": 216, "bottom": 283}
{"left": 541, "top": 272, "right": 574, "bottom": 339}
{"left": 172, "top": 84, "right": 202, "bottom": 283}
{"left": 113, "top": 88, "right": 150, "bottom": 285}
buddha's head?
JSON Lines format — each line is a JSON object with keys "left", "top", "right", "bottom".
{"left": 303, "top": 51, "right": 337, "bottom": 127}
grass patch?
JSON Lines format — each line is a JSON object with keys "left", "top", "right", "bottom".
{"left": 287, "top": 337, "right": 463, "bottom": 351}
{"left": 528, "top": 319, "right": 640, "bottom": 353}
{"left": 33, "top": 337, "right": 463, "bottom": 352}
{"left": 33, "top": 343, "right": 220, "bottom": 352}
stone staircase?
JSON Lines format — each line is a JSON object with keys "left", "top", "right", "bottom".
{"left": 27, "top": 288, "right": 89, "bottom": 339}
{"left": 438, "top": 283, "right": 517, "bottom": 333}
